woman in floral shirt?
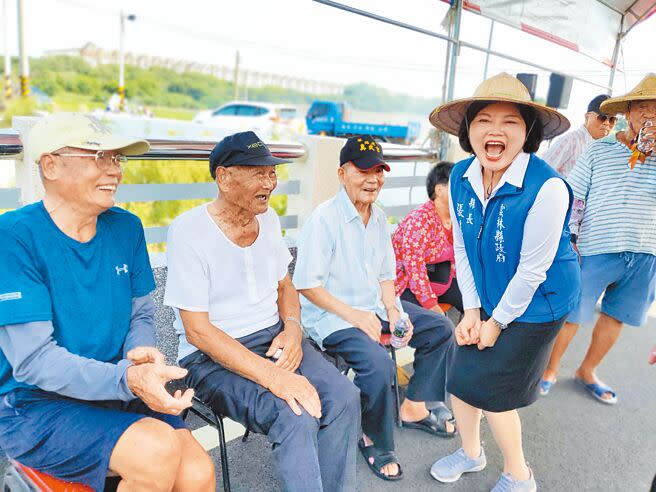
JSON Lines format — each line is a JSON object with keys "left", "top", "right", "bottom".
{"left": 393, "top": 162, "right": 463, "bottom": 313}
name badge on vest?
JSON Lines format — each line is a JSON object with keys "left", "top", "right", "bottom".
{"left": 456, "top": 199, "right": 476, "bottom": 230}
{"left": 495, "top": 204, "right": 506, "bottom": 263}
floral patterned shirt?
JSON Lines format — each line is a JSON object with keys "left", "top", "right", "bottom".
{"left": 392, "top": 200, "right": 455, "bottom": 309}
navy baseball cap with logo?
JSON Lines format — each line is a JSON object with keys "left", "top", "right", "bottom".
{"left": 587, "top": 94, "right": 611, "bottom": 115}
{"left": 339, "top": 135, "right": 390, "bottom": 171}
{"left": 209, "top": 131, "right": 290, "bottom": 178}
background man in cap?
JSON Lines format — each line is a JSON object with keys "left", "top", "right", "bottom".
{"left": 0, "top": 113, "right": 215, "bottom": 491}
{"left": 165, "top": 131, "right": 360, "bottom": 492}
{"left": 541, "top": 94, "right": 616, "bottom": 177}
{"left": 294, "top": 135, "right": 455, "bottom": 481}
{"left": 541, "top": 74, "right": 656, "bottom": 404}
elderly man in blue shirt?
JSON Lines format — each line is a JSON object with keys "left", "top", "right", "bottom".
{"left": 294, "top": 135, "right": 456, "bottom": 481}
{"left": 0, "top": 113, "right": 214, "bottom": 492}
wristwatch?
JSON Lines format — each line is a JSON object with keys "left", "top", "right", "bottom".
{"left": 491, "top": 318, "right": 509, "bottom": 331}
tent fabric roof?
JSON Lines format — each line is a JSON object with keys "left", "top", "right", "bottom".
{"left": 444, "top": 0, "right": 655, "bottom": 63}
{"left": 611, "top": 0, "right": 656, "bottom": 32}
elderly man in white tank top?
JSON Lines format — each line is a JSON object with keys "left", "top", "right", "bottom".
{"left": 164, "top": 131, "right": 360, "bottom": 492}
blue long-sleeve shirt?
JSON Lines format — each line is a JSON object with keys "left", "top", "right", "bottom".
{"left": 0, "top": 295, "right": 155, "bottom": 406}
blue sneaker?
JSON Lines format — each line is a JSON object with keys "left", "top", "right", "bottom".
{"left": 430, "top": 447, "right": 486, "bottom": 483}
{"left": 491, "top": 467, "right": 537, "bottom": 492}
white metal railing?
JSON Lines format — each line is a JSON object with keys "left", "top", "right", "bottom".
{"left": 0, "top": 128, "right": 439, "bottom": 244}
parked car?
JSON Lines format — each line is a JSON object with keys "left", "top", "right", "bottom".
{"left": 193, "top": 101, "right": 304, "bottom": 139}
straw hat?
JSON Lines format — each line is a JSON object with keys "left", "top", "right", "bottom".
{"left": 429, "top": 72, "right": 570, "bottom": 140}
{"left": 600, "top": 73, "right": 656, "bottom": 115}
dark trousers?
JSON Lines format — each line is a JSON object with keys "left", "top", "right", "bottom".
{"left": 322, "top": 300, "right": 454, "bottom": 452}
{"left": 400, "top": 277, "right": 464, "bottom": 313}
{"left": 181, "top": 322, "right": 360, "bottom": 492}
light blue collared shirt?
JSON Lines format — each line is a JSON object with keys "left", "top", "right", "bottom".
{"left": 293, "top": 188, "right": 402, "bottom": 347}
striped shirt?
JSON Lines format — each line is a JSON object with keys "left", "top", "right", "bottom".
{"left": 293, "top": 188, "right": 402, "bottom": 347}
{"left": 541, "top": 125, "right": 594, "bottom": 177}
{"left": 568, "top": 140, "right": 656, "bottom": 256}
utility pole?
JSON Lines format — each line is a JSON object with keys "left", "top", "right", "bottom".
{"left": 3, "top": 0, "right": 11, "bottom": 100}
{"left": 17, "top": 0, "right": 28, "bottom": 97}
{"left": 118, "top": 11, "right": 136, "bottom": 112}
{"left": 233, "top": 50, "right": 240, "bottom": 100}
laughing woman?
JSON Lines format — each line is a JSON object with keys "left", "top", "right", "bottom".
{"left": 428, "top": 73, "right": 581, "bottom": 492}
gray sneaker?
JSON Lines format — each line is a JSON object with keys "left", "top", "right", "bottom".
{"left": 491, "top": 467, "right": 537, "bottom": 492}
{"left": 430, "top": 447, "right": 486, "bottom": 483}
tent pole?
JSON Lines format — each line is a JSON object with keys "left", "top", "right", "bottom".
{"left": 440, "top": 0, "right": 463, "bottom": 160}
{"left": 483, "top": 20, "right": 495, "bottom": 80}
{"left": 445, "top": 0, "right": 463, "bottom": 103}
{"left": 607, "top": 14, "right": 624, "bottom": 95}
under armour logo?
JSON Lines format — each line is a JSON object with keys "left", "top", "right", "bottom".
{"left": 115, "top": 264, "right": 129, "bottom": 275}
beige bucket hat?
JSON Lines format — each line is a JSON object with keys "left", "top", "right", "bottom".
{"left": 27, "top": 112, "right": 150, "bottom": 163}
{"left": 600, "top": 73, "right": 656, "bottom": 115}
{"left": 429, "top": 72, "right": 571, "bottom": 140}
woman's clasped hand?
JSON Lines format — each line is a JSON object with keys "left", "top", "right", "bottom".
{"left": 454, "top": 310, "right": 502, "bottom": 350}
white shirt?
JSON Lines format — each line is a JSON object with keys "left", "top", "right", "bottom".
{"left": 164, "top": 205, "right": 292, "bottom": 360}
{"left": 541, "top": 125, "right": 594, "bottom": 177}
{"left": 449, "top": 153, "right": 570, "bottom": 325}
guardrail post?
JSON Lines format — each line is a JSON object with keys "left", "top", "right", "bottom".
{"left": 12, "top": 116, "right": 43, "bottom": 205}
{"left": 285, "top": 135, "right": 342, "bottom": 237}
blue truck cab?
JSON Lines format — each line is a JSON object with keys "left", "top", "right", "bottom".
{"left": 306, "top": 100, "right": 420, "bottom": 144}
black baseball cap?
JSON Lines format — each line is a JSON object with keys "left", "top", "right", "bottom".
{"left": 209, "top": 131, "right": 290, "bottom": 178}
{"left": 587, "top": 95, "right": 610, "bottom": 115}
{"left": 339, "top": 135, "right": 390, "bottom": 171}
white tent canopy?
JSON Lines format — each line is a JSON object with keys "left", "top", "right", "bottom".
{"left": 442, "top": 0, "right": 656, "bottom": 63}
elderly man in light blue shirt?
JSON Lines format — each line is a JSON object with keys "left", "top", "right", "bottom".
{"left": 294, "top": 135, "right": 456, "bottom": 482}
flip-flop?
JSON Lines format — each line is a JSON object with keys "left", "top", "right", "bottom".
{"left": 401, "top": 409, "right": 457, "bottom": 438}
{"left": 357, "top": 438, "right": 403, "bottom": 481}
{"left": 538, "top": 378, "right": 557, "bottom": 396}
{"left": 575, "top": 377, "right": 617, "bottom": 405}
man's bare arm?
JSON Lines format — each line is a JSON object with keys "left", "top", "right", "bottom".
{"left": 269, "top": 275, "right": 304, "bottom": 371}
{"left": 379, "top": 280, "right": 398, "bottom": 312}
{"left": 179, "top": 309, "right": 321, "bottom": 417}
{"left": 277, "top": 274, "right": 301, "bottom": 329}
{"left": 180, "top": 310, "right": 277, "bottom": 387}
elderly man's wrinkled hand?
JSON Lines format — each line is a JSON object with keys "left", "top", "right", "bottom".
{"left": 268, "top": 370, "right": 322, "bottom": 419}
{"left": 127, "top": 346, "right": 166, "bottom": 366}
{"left": 348, "top": 308, "right": 382, "bottom": 342}
{"left": 126, "top": 363, "right": 193, "bottom": 416}
{"left": 266, "top": 327, "right": 304, "bottom": 372}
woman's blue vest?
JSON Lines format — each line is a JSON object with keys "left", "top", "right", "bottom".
{"left": 449, "top": 154, "right": 581, "bottom": 323}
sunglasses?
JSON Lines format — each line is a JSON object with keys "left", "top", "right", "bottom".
{"left": 590, "top": 113, "right": 617, "bottom": 126}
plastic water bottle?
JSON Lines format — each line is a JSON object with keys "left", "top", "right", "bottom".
{"left": 637, "top": 120, "right": 654, "bottom": 154}
{"left": 391, "top": 313, "right": 410, "bottom": 348}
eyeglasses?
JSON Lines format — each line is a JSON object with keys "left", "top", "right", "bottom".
{"left": 590, "top": 113, "right": 617, "bottom": 126}
{"left": 51, "top": 151, "right": 128, "bottom": 171}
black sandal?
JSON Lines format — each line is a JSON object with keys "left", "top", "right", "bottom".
{"left": 357, "top": 438, "right": 403, "bottom": 481}
{"left": 401, "top": 409, "right": 457, "bottom": 438}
